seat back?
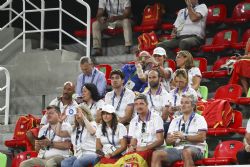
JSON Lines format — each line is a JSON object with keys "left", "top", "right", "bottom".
{"left": 229, "top": 110, "right": 242, "bottom": 129}
{"left": 199, "top": 86, "right": 208, "bottom": 100}
{"left": 165, "top": 59, "right": 176, "bottom": 71}
{"left": 207, "top": 4, "right": 227, "bottom": 25}
{"left": 193, "top": 57, "right": 207, "bottom": 73}
{"left": 212, "top": 56, "right": 231, "bottom": 71}
{"left": 11, "top": 151, "right": 38, "bottom": 167}
{"left": 242, "top": 29, "right": 250, "bottom": 43}
{"left": 232, "top": 2, "right": 250, "bottom": 20}
{"left": 0, "top": 152, "right": 7, "bottom": 167}
{"left": 96, "top": 64, "right": 112, "bottom": 82}
{"left": 214, "top": 84, "right": 242, "bottom": 101}
{"left": 213, "top": 140, "right": 244, "bottom": 161}
{"left": 212, "top": 29, "right": 238, "bottom": 46}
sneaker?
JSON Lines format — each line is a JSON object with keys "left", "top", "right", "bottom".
{"left": 124, "top": 46, "right": 131, "bottom": 54}
{"left": 92, "top": 48, "right": 103, "bottom": 57}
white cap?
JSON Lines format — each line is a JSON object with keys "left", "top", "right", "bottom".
{"left": 153, "top": 47, "right": 166, "bottom": 56}
{"left": 101, "top": 104, "right": 116, "bottom": 114}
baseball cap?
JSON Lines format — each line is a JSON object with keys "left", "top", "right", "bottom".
{"left": 101, "top": 104, "right": 116, "bottom": 114}
{"left": 153, "top": 47, "right": 166, "bottom": 56}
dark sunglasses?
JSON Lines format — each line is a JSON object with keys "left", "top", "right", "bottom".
{"left": 181, "top": 123, "right": 185, "bottom": 133}
{"left": 141, "top": 122, "right": 146, "bottom": 133}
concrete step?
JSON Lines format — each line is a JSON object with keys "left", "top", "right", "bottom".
{"left": 0, "top": 28, "right": 15, "bottom": 48}
{"left": 0, "top": 124, "right": 15, "bottom": 133}
{"left": 0, "top": 133, "right": 13, "bottom": 151}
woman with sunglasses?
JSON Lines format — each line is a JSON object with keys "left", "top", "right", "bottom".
{"left": 175, "top": 50, "right": 201, "bottom": 91}
{"left": 96, "top": 104, "right": 127, "bottom": 160}
{"left": 54, "top": 104, "right": 98, "bottom": 167}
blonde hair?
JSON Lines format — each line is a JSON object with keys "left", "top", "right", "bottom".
{"left": 73, "top": 103, "right": 93, "bottom": 130}
{"left": 174, "top": 69, "right": 189, "bottom": 82}
{"left": 177, "top": 50, "right": 194, "bottom": 69}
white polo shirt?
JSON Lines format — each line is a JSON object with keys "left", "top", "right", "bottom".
{"left": 169, "top": 86, "right": 198, "bottom": 116}
{"left": 168, "top": 112, "right": 208, "bottom": 153}
{"left": 96, "top": 123, "right": 127, "bottom": 153}
{"left": 144, "top": 87, "right": 171, "bottom": 116}
{"left": 82, "top": 100, "right": 105, "bottom": 120}
{"left": 99, "top": 0, "right": 131, "bottom": 17}
{"left": 128, "top": 111, "right": 164, "bottom": 148}
{"left": 67, "top": 122, "right": 97, "bottom": 158}
{"left": 246, "top": 119, "right": 250, "bottom": 133}
{"left": 38, "top": 123, "right": 71, "bottom": 159}
{"left": 105, "top": 88, "right": 135, "bottom": 118}
{"left": 174, "top": 4, "right": 208, "bottom": 39}
{"left": 40, "top": 98, "right": 78, "bottom": 125}
{"left": 188, "top": 67, "right": 202, "bottom": 87}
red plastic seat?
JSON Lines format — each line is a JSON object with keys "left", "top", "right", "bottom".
{"left": 206, "top": 4, "right": 227, "bottom": 25}
{"left": 214, "top": 84, "right": 242, "bottom": 103}
{"left": 203, "top": 140, "right": 244, "bottom": 165}
{"left": 96, "top": 64, "right": 112, "bottom": 85}
{"left": 232, "top": 29, "right": 250, "bottom": 50}
{"left": 202, "top": 29, "right": 238, "bottom": 53}
{"left": 165, "top": 59, "right": 176, "bottom": 71}
{"left": 161, "top": 23, "right": 174, "bottom": 31}
{"left": 224, "top": 1, "right": 250, "bottom": 24}
{"left": 11, "top": 151, "right": 39, "bottom": 167}
{"left": 193, "top": 57, "right": 207, "bottom": 73}
{"left": 202, "top": 56, "right": 231, "bottom": 78}
{"left": 171, "top": 159, "right": 203, "bottom": 167}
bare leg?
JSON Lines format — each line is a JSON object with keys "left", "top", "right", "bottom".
{"left": 182, "top": 148, "right": 195, "bottom": 167}
{"left": 26, "top": 130, "right": 35, "bottom": 150}
{"left": 151, "top": 150, "right": 168, "bottom": 167}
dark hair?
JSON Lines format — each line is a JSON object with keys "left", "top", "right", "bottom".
{"left": 101, "top": 112, "right": 118, "bottom": 137}
{"left": 148, "top": 69, "right": 161, "bottom": 78}
{"left": 82, "top": 83, "right": 100, "bottom": 101}
{"left": 80, "top": 56, "right": 92, "bottom": 65}
{"left": 110, "top": 69, "right": 125, "bottom": 79}
{"left": 134, "top": 94, "right": 148, "bottom": 105}
{"left": 46, "top": 105, "right": 61, "bottom": 114}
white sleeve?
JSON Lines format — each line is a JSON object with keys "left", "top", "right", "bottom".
{"left": 191, "top": 67, "right": 202, "bottom": 77}
{"left": 163, "top": 91, "right": 171, "bottom": 106}
{"left": 49, "top": 98, "right": 58, "bottom": 106}
{"left": 118, "top": 124, "right": 128, "bottom": 139}
{"left": 38, "top": 126, "right": 46, "bottom": 138}
{"left": 104, "top": 93, "right": 112, "bottom": 105}
{"left": 62, "top": 123, "right": 73, "bottom": 135}
{"left": 246, "top": 119, "right": 250, "bottom": 133}
{"left": 154, "top": 115, "right": 164, "bottom": 133}
{"left": 98, "top": 0, "right": 106, "bottom": 9}
{"left": 196, "top": 4, "right": 208, "bottom": 18}
{"left": 168, "top": 119, "right": 178, "bottom": 134}
{"left": 197, "top": 115, "right": 208, "bottom": 131}
{"left": 127, "top": 91, "right": 135, "bottom": 105}
{"left": 124, "top": 0, "right": 131, "bottom": 8}
{"left": 128, "top": 120, "right": 135, "bottom": 138}
{"left": 174, "top": 9, "right": 184, "bottom": 27}
{"left": 96, "top": 125, "right": 102, "bottom": 139}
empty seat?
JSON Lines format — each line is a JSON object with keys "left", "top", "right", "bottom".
{"left": 232, "top": 28, "right": 250, "bottom": 50}
{"left": 96, "top": 64, "right": 112, "bottom": 85}
{"left": 193, "top": 57, "right": 207, "bottom": 73}
{"left": 206, "top": 4, "right": 227, "bottom": 25}
{"left": 214, "top": 84, "right": 242, "bottom": 103}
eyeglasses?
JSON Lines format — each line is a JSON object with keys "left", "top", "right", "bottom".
{"left": 141, "top": 122, "right": 146, "bottom": 133}
{"left": 181, "top": 123, "right": 185, "bottom": 133}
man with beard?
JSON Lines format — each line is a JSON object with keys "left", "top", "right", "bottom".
{"left": 127, "top": 94, "right": 164, "bottom": 152}
{"left": 143, "top": 69, "right": 171, "bottom": 121}
{"left": 41, "top": 81, "right": 78, "bottom": 125}
{"left": 105, "top": 69, "right": 135, "bottom": 125}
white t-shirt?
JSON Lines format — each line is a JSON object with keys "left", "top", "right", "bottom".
{"left": 82, "top": 100, "right": 105, "bottom": 120}
{"left": 40, "top": 98, "right": 78, "bottom": 125}
{"left": 38, "top": 123, "right": 71, "bottom": 159}
{"left": 105, "top": 88, "right": 135, "bottom": 118}
{"left": 98, "top": 0, "right": 131, "bottom": 17}
{"left": 168, "top": 113, "right": 208, "bottom": 153}
{"left": 188, "top": 67, "right": 202, "bottom": 86}
{"left": 174, "top": 4, "right": 208, "bottom": 38}
{"left": 67, "top": 122, "right": 97, "bottom": 158}
{"left": 144, "top": 87, "right": 171, "bottom": 116}
{"left": 246, "top": 119, "right": 250, "bottom": 133}
{"left": 128, "top": 111, "right": 164, "bottom": 148}
{"left": 96, "top": 123, "right": 127, "bottom": 154}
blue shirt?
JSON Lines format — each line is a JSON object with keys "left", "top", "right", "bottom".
{"left": 76, "top": 67, "right": 107, "bottom": 97}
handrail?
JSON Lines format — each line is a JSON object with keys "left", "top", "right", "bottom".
{"left": 0, "top": 0, "right": 12, "bottom": 9}
{"left": 0, "top": 0, "right": 91, "bottom": 57}
{"left": 0, "top": 67, "right": 10, "bottom": 125}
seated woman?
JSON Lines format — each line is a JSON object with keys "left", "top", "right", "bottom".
{"left": 53, "top": 104, "right": 98, "bottom": 167}
{"left": 81, "top": 83, "right": 105, "bottom": 123}
{"left": 175, "top": 50, "right": 202, "bottom": 92}
{"left": 96, "top": 104, "right": 127, "bottom": 160}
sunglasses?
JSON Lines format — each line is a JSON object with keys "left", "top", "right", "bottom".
{"left": 141, "top": 122, "right": 146, "bottom": 133}
{"left": 181, "top": 123, "right": 185, "bottom": 133}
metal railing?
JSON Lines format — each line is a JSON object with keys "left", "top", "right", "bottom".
{"left": 0, "top": 0, "right": 91, "bottom": 57}
{"left": 0, "top": 67, "right": 10, "bottom": 125}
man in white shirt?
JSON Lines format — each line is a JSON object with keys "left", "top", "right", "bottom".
{"left": 151, "top": 94, "right": 207, "bottom": 167}
{"left": 20, "top": 105, "right": 72, "bottom": 167}
{"left": 128, "top": 94, "right": 164, "bottom": 152}
{"left": 157, "top": 0, "right": 208, "bottom": 59}
{"left": 144, "top": 69, "right": 171, "bottom": 121}
{"left": 105, "top": 69, "right": 135, "bottom": 125}
{"left": 92, "top": 0, "right": 133, "bottom": 56}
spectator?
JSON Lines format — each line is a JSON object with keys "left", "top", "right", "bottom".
{"left": 143, "top": 69, "right": 171, "bottom": 121}
{"left": 96, "top": 104, "right": 128, "bottom": 159}
{"left": 76, "top": 57, "right": 106, "bottom": 98}
{"left": 105, "top": 70, "right": 135, "bottom": 125}
{"left": 151, "top": 94, "right": 207, "bottom": 167}
{"left": 237, "top": 118, "right": 250, "bottom": 164}
{"left": 152, "top": 47, "right": 173, "bottom": 92}
{"left": 81, "top": 83, "right": 104, "bottom": 123}
{"left": 175, "top": 50, "right": 201, "bottom": 91}
{"left": 40, "top": 81, "right": 78, "bottom": 126}
{"left": 127, "top": 94, "right": 164, "bottom": 153}
{"left": 53, "top": 104, "right": 98, "bottom": 167}
{"left": 20, "top": 105, "right": 72, "bottom": 167}
{"left": 157, "top": 0, "right": 208, "bottom": 59}
{"left": 92, "top": 0, "right": 133, "bottom": 56}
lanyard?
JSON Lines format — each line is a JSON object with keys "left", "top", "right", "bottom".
{"left": 178, "top": 112, "right": 195, "bottom": 134}
{"left": 149, "top": 87, "right": 162, "bottom": 107}
{"left": 108, "top": 0, "right": 119, "bottom": 14}
{"left": 174, "top": 86, "right": 189, "bottom": 106}
{"left": 75, "top": 127, "right": 83, "bottom": 146}
{"left": 106, "top": 130, "right": 116, "bottom": 146}
{"left": 44, "top": 126, "right": 56, "bottom": 142}
{"left": 112, "top": 88, "right": 126, "bottom": 111}
{"left": 82, "top": 69, "right": 97, "bottom": 88}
